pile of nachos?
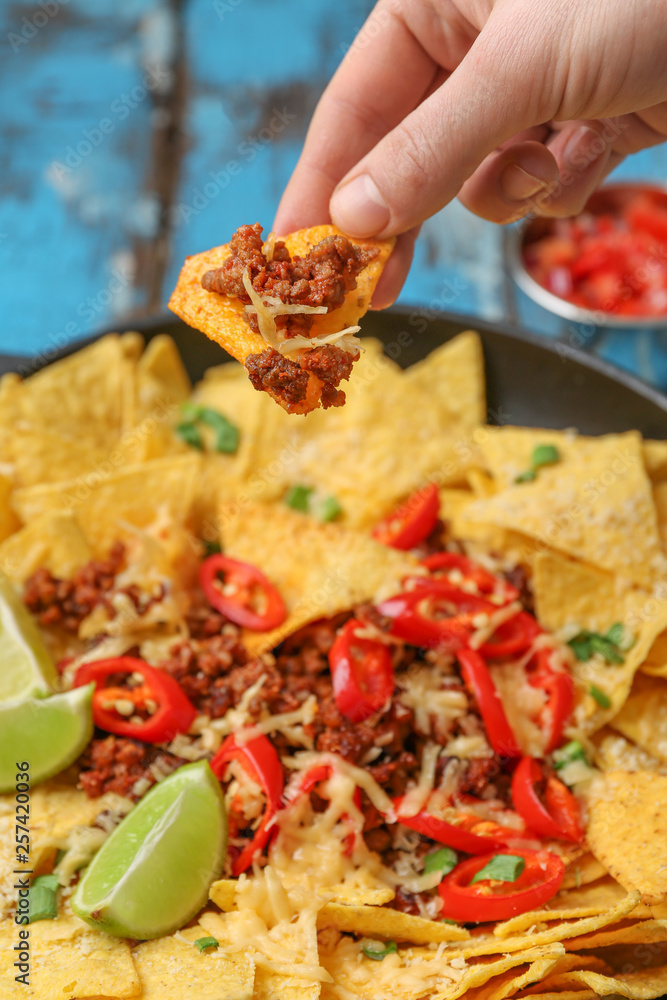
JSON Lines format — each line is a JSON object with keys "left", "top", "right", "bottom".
{"left": 0, "top": 328, "right": 667, "bottom": 1000}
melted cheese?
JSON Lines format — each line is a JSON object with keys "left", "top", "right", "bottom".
{"left": 277, "top": 328, "right": 362, "bottom": 356}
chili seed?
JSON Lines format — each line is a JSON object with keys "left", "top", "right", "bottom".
{"left": 114, "top": 699, "right": 136, "bottom": 717}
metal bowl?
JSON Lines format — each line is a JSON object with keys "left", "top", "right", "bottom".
{"left": 506, "top": 182, "right": 667, "bottom": 329}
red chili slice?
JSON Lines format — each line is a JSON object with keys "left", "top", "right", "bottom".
{"left": 377, "top": 584, "right": 491, "bottom": 652}
{"left": 527, "top": 648, "right": 575, "bottom": 752}
{"left": 372, "top": 484, "right": 439, "bottom": 550}
{"left": 329, "top": 619, "right": 394, "bottom": 723}
{"left": 456, "top": 647, "right": 521, "bottom": 759}
{"left": 438, "top": 848, "right": 565, "bottom": 922}
{"left": 210, "top": 733, "right": 284, "bottom": 875}
{"left": 73, "top": 656, "right": 197, "bottom": 744}
{"left": 393, "top": 797, "right": 528, "bottom": 854}
{"left": 421, "top": 553, "right": 519, "bottom": 603}
{"left": 199, "top": 554, "right": 286, "bottom": 631}
{"left": 477, "top": 611, "right": 542, "bottom": 660}
{"left": 511, "top": 756, "right": 583, "bottom": 843}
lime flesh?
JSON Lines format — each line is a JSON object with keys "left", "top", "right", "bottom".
{"left": 0, "top": 570, "right": 58, "bottom": 703}
{"left": 0, "top": 684, "right": 94, "bottom": 793}
{"left": 71, "top": 760, "right": 227, "bottom": 939}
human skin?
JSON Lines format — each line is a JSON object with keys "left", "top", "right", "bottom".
{"left": 274, "top": 0, "right": 667, "bottom": 307}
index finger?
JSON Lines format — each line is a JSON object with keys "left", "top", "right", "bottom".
{"left": 274, "top": 3, "right": 437, "bottom": 234}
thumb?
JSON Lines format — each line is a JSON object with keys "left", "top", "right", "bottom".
{"left": 330, "top": 9, "right": 560, "bottom": 237}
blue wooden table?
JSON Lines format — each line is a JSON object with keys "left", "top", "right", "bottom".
{"left": 2, "top": 0, "right": 667, "bottom": 390}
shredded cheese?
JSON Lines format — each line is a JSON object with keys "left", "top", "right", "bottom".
{"left": 395, "top": 742, "right": 441, "bottom": 818}
{"left": 468, "top": 600, "right": 522, "bottom": 650}
{"left": 277, "top": 328, "right": 362, "bottom": 356}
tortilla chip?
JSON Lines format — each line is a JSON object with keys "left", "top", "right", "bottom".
{"left": 0, "top": 472, "right": 19, "bottom": 544}
{"left": 563, "top": 919, "right": 667, "bottom": 951}
{"left": 317, "top": 902, "right": 469, "bottom": 945}
{"left": 551, "top": 963, "right": 667, "bottom": 998}
{"left": 585, "top": 771, "right": 667, "bottom": 904}
{"left": 641, "top": 630, "right": 667, "bottom": 678}
{"left": 609, "top": 674, "right": 667, "bottom": 764}
{"left": 0, "top": 512, "right": 92, "bottom": 583}
{"left": 404, "top": 330, "right": 486, "bottom": 427}
{"left": 12, "top": 454, "right": 201, "bottom": 555}
{"left": 219, "top": 501, "right": 419, "bottom": 654}
{"left": 9, "top": 335, "right": 129, "bottom": 488}
{"left": 0, "top": 911, "right": 140, "bottom": 999}
{"left": 560, "top": 853, "right": 609, "bottom": 891}
{"left": 645, "top": 440, "right": 667, "bottom": 482}
{"left": 655, "top": 482, "right": 667, "bottom": 552}
{"left": 131, "top": 924, "right": 254, "bottom": 1000}
{"left": 467, "top": 428, "right": 666, "bottom": 586}
{"left": 532, "top": 551, "right": 667, "bottom": 730}
{"left": 459, "top": 953, "right": 604, "bottom": 1000}
{"left": 168, "top": 225, "right": 394, "bottom": 414}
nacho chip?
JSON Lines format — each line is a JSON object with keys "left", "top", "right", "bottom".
{"left": 467, "top": 428, "right": 666, "bottom": 586}
{"left": 549, "top": 962, "right": 667, "bottom": 998}
{"left": 585, "top": 771, "right": 667, "bottom": 904}
{"left": 655, "top": 482, "right": 667, "bottom": 552}
{"left": 532, "top": 551, "right": 667, "bottom": 730}
{"left": 609, "top": 674, "right": 667, "bottom": 764}
{"left": 12, "top": 454, "right": 201, "bottom": 555}
{"left": 560, "top": 853, "right": 609, "bottom": 890}
{"left": 592, "top": 729, "right": 665, "bottom": 773}
{"left": 641, "top": 630, "right": 667, "bottom": 679}
{"left": 132, "top": 924, "right": 254, "bottom": 1000}
{"left": 0, "top": 910, "right": 140, "bottom": 999}
{"left": 459, "top": 952, "right": 606, "bottom": 1000}
{"left": 563, "top": 918, "right": 667, "bottom": 951}
{"left": 317, "top": 902, "right": 469, "bottom": 945}
{"left": 0, "top": 512, "right": 92, "bottom": 583}
{"left": 168, "top": 225, "right": 394, "bottom": 414}
{"left": 219, "top": 501, "right": 419, "bottom": 654}
{"left": 645, "top": 440, "right": 667, "bottom": 482}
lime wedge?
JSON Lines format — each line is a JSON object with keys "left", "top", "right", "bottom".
{"left": 0, "top": 684, "right": 94, "bottom": 793}
{"left": 0, "top": 570, "right": 58, "bottom": 703}
{"left": 72, "top": 760, "right": 227, "bottom": 939}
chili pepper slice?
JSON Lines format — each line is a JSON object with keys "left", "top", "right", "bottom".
{"left": 199, "top": 554, "right": 286, "bottom": 631}
{"left": 377, "top": 584, "right": 490, "bottom": 652}
{"left": 421, "top": 553, "right": 519, "bottom": 603}
{"left": 73, "top": 656, "right": 197, "bottom": 744}
{"left": 477, "top": 611, "right": 542, "bottom": 660}
{"left": 438, "top": 848, "right": 565, "bottom": 922}
{"left": 456, "top": 647, "right": 521, "bottom": 759}
{"left": 210, "top": 733, "right": 284, "bottom": 875}
{"left": 372, "top": 484, "right": 439, "bottom": 550}
{"left": 329, "top": 619, "right": 394, "bottom": 723}
{"left": 511, "top": 756, "right": 583, "bottom": 843}
{"left": 393, "top": 796, "right": 528, "bottom": 854}
{"left": 527, "top": 648, "right": 575, "bottom": 752}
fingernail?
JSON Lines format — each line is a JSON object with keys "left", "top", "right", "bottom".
{"left": 500, "top": 163, "right": 552, "bottom": 202}
{"left": 562, "top": 125, "right": 604, "bottom": 167}
{"left": 330, "top": 174, "right": 390, "bottom": 236}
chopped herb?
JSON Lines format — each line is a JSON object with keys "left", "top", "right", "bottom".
{"left": 178, "top": 403, "right": 239, "bottom": 454}
{"left": 29, "top": 874, "right": 60, "bottom": 922}
{"left": 553, "top": 740, "right": 588, "bottom": 770}
{"left": 514, "top": 443, "right": 560, "bottom": 484}
{"left": 317, "top": 495, "right": 343, "bottom": 523}
{"left": 424, "top": 847, "right": 458, "bottom": 877}
{"left": 441, "top": 918, "right": 460, "bottom": 925}
{"left": 203, "top": 540, "right": 222, "bottom": 558}
{"left": 285, "top": 484, "right": 314, "bottom": 512}
{"left": 194, "top": 936, "right": 219, "bottom": 953}
{"left": 589, "top": 685, "right": 611, "bottom": 709}
{"left": 568, "top": 623, "right": 632, "bottom": 665}
{"left": 531, "top": 444, "right": 560, "bottom": 469}
{"left": 176, "top": 421, "right": 204, "bottom": 450}
{"left": 470, "top": 854, "right": 526, "bottom": 885}
{"left": 362, "top": 941, "right": 398, "bottom": 961}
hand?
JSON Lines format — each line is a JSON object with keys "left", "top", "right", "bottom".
{"left": 274, "top": 0, "right": 667, "bottom": 307}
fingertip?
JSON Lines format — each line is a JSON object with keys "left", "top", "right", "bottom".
{"left": 459, "top": 141, "right": 559, "bottom": 224}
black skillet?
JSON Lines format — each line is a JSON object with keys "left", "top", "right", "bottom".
{"left": 3, "top": 308, "right": 666, "bottom": 435}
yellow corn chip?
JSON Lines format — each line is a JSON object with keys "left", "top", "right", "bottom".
{"left": 551, "top": 962, "right": 667, "bottom": 998}
{"left": 585, "top": 771, "right": 667, "bottom": 904}
{"left": 609, "top": 674, "right": 667, "bottom": 764}
{"left": 317, "top": 902, "right": 469, "bottom": 945}
{"left": 532, "top": 551, "right": 667, "bottom": 730}
{"left": 468, "top": 428, "right": 665, "bottom": 586}
{"left": 168, "top": 225, "right": 394, "bottom": 414}
{"left": 561, "top": 853, "right": 609, "bottom": 890}
{"left": 0, "top": 473, "right": 19, "bottom": 545}
{"left": 0, "top": 910, "right": 140, "bottom": 999}
{"left": 645, "top": 440, "right": 667, "bottom": 482}
{"left": 219, "top": 501, "right": 419, "bottom": 654}
{"left": 641, "top": 630, "right": 667, "bottom": 678}
{"left": 655, "top": 482, "right": 667, "bottom": 552}
{"left": 131, "top": 925, "right": 254, "bottom": 1000}
{"left": 563, "top": 918, "right": 667, "bottom": 951}
{"left": 0, "top": 512, "right": 92, "bottom": 583}
{"left": 593, "top": 728, "right": 665, "bottom": 773}
{"left": 459, "top": 952, "right": 601, "bottom": 1000}
{"left": 12, "top": 454, "right": 201, "bottom": 555}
